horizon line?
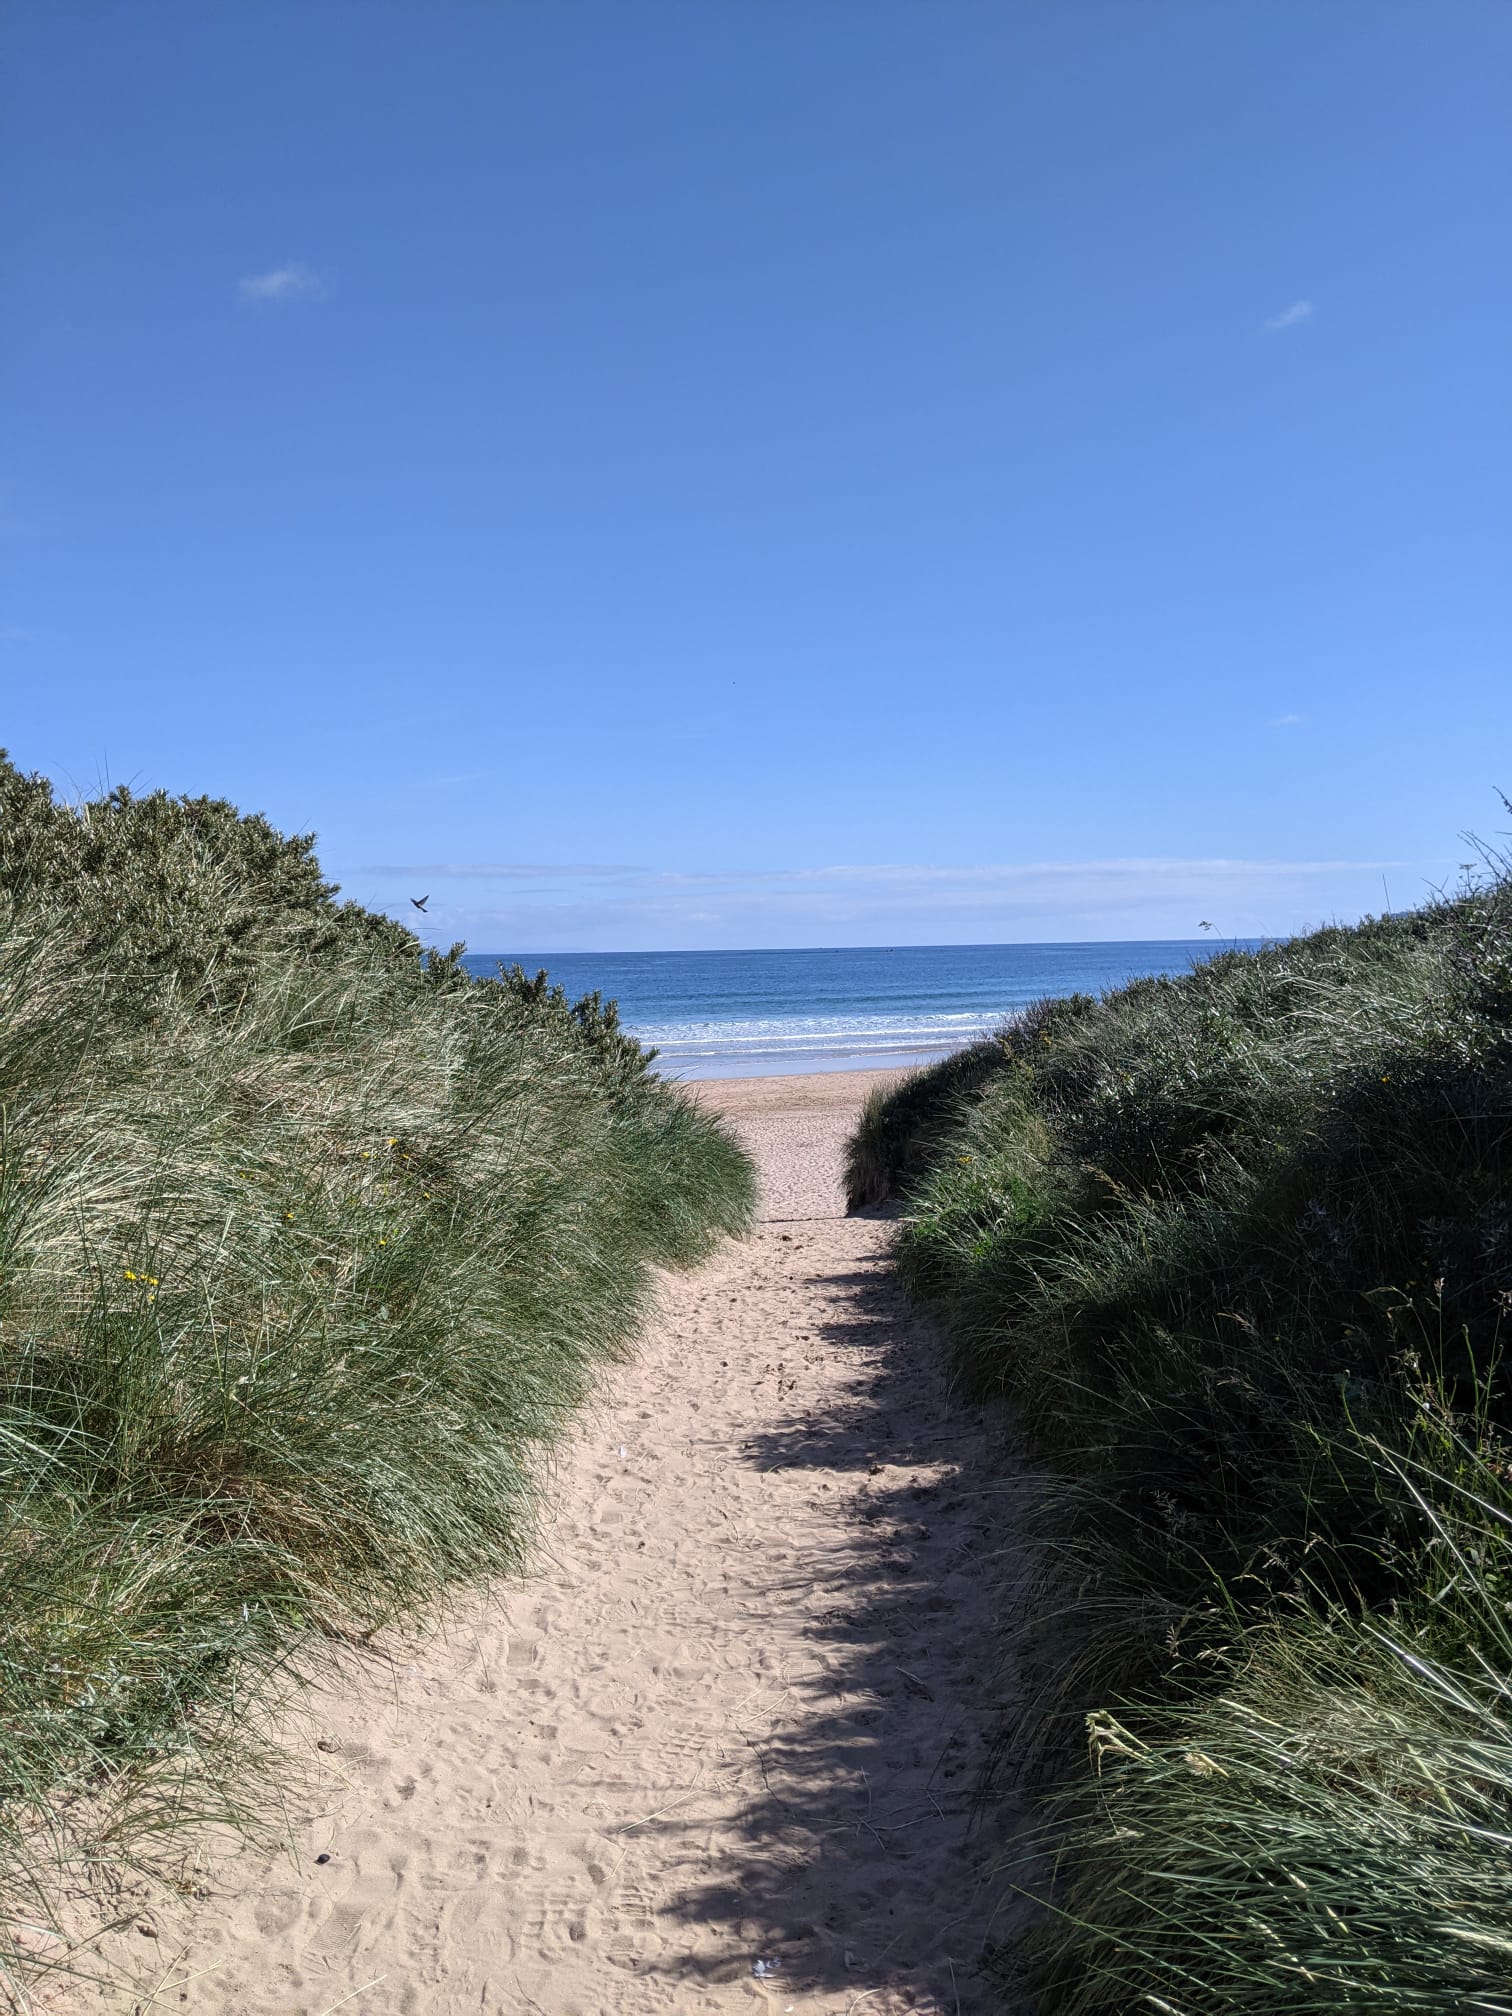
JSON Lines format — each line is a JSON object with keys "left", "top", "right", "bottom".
{"left": 447, "top": 932, "right": 1273, "bottom": 958}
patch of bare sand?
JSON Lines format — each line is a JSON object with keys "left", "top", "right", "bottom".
{"left": 61, "top": 1070, "right": 1017, "bottom": 2015}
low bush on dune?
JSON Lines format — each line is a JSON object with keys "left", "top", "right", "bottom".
{"left": 0, "top": 754, "right": 754, "bottom": 1997}
{"left": 849, "top": 850, "right": 1512, "bottom": 2013}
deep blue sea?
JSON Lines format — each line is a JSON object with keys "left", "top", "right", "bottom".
{"left": 460, "top": 941, "right": 1259, "bottom": 1078}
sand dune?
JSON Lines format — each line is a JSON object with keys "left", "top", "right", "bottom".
{"left": 62, "top": 1071, "right": 1016, "bottom": 2014}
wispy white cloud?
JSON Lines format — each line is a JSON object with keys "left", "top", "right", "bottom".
{"left": 359, "top": 862, "right": 650, "bottom": 880}
{"left": 1264, "top": 299, "right": 1314, "bottom": 332}
{"left": 238, "top": 263, "right": 324, "bottom": 303}
{"left": 333, "top": 855, "right": 1436, "bottom": 951}
{"left": 359, "top": 857, "right": 1389, "bottom": 891}
{"left": 1269, "top": 712, "right": 1306, "bottom": 728}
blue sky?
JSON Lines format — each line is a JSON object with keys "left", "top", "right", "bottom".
{"left": 3, "top": 1, "right": 1508, "bottom": 950}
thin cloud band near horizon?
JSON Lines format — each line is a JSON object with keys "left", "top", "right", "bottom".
{"left": 350, "top": 854, "right": 1422, "bottom": 887}
{"left": 326, "top": 853, "right": 1449, "bottom": 949}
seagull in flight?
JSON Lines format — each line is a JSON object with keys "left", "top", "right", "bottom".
{"left": 411, "top": 895, "right": 430, "bottom": 913}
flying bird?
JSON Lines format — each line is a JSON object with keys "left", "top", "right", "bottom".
{"left": 411, "top": 896, "right": 430, "bottom": 913}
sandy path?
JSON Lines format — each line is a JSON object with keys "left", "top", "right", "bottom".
{"left": 68, "top": 1072, "right": 1013, "bottom": 2015}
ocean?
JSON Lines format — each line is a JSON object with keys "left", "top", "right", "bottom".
{"left": 459, "top": 941, "right": 1256, "bottom": 1078}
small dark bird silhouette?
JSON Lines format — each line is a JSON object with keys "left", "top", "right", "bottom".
{"left": 411, "top": 896, "right": 430, "bottom": 913}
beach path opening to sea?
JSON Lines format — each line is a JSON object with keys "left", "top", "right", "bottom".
{"left": 66, "top": 1072, "right": 1015, "bottom": 2015}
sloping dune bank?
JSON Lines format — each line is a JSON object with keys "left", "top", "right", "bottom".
{"left": 63, "top": 1070, "right": 1018, "bottom": 2015}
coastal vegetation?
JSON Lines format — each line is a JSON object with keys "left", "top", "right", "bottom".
{"left": 847, "top": 856, "right": 1512, "bottom": 2012}
{"left": 0, "top": 754, "right": 754, "bottom": 1996}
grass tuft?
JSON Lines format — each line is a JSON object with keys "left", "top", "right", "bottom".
{"left": 852, "top": 852, "right": 1512, "bottom": 2012}
{"left": 0, "top": 754, "right": 754, "bottom": 1997}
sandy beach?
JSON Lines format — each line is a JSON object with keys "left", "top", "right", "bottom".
{"left": 62, "top": 1070, "right": 1015, "bottom": 2015}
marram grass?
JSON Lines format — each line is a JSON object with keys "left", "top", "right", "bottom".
{"left": 850, "top": 853, "right": 1512, "bottom": 2013}
{"left": 0, "top": 756, "right": 754, "bottom": 1999}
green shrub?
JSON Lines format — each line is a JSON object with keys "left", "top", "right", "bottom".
{"left": 1024, "top": 1412, "right": 1512, "bottom": 2015}
{"left": 844, "top": 1035, "right": 1012, "bottom": 1209}
{"left": 0, "top": 756, "right": 755, "bottom": 1995}
{"left": 853, "top": 861, "right": 1512, "bottom": 2012}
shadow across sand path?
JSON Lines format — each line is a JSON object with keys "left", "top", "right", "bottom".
{"left": 636, "top": 1225, "right": 1022, "bottom": 2010}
